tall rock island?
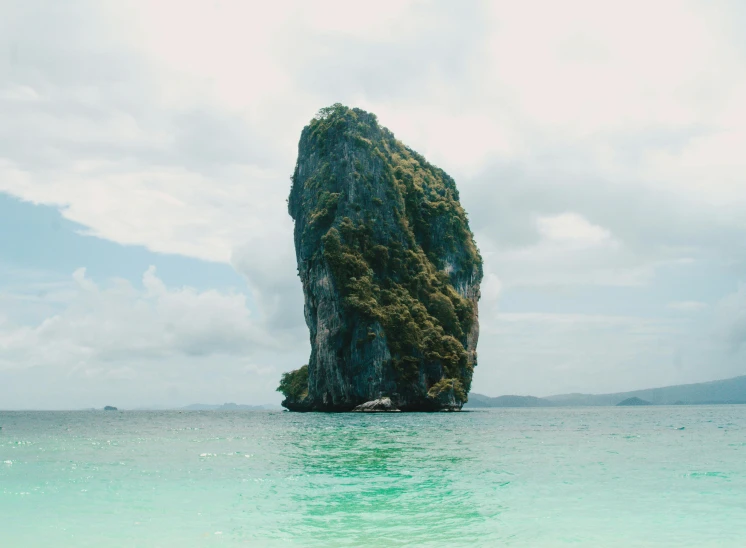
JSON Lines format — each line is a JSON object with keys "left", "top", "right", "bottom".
{"left": 279, "top": 104, "right": 482, "bottom": 411}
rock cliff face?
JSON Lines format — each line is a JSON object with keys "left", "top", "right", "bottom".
{"left": 280, "top": 104, "right": 482, "bottom": 412}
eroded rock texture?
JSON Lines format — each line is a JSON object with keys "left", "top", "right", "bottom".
{"left": 280, "top": 104, "right": 482, "bottom": 411}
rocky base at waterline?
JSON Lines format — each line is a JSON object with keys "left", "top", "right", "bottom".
{"left": 281, "top": 394, "right": 463, "bottom": 413}
{"left": 352, "top": 397, "right": 400, "bottom": 412}
{"left": 277, "top": 104, "right": 483, "bottom": 413}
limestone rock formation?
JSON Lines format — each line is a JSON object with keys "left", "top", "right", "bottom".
{"left": 279, "top": 104, "right": 482, "bottom": 412}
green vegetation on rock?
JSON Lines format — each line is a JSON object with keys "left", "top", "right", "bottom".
{"left": 281, "top": 104, "right": 482, "bottom": 411}
{"left": 277, "top": 365, "right": 309, "bottom": 403}
{"left": 427, "top": 378, "right": 467, "bottom": 404}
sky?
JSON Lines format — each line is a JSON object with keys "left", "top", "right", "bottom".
{"left": 1, "top": 0, "right": 745, "bottom": 409}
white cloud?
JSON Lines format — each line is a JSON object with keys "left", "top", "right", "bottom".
{"left": 668, "top": 301, "right": 708, "bottom": 312}
{"left": 0, "top": 84, "right": 40, "bottom": 102}
{"left": 536, "top": 213, "right": 612, "bottom": 247}
{"left": 0, "top": 160, "right": 288, "bottom": 263}
{"left": 716, "top": 284, "right": 746, "bottom": 350}
{"left": 480, "top": 273, "right": 503, "bottom": 304}
{"left": 230, "top": 233, "right": 307, "bottom": 331}
{"left": 0, "top": 267, "right": 273, "bottom": 371}
{"left": 483, "top": 0, "right": 735, "bottom": 135}
{"left": 477, "top": 211, "right": 656, "bottom": 289}
{"left": 473, "top": 310, "right": 740, "bottom": 397}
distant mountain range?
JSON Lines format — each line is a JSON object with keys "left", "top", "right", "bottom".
{"left": 126, "top": 403, "right": 282, "bottom": 411}
{"left": 180, "top": 403, "right": 281, "bottom": 411}
{"left": 466, "top": 394, "right": 553, "bottom": 408}
{"left": 466, "top": 375, "right": 746, "bottom": 408}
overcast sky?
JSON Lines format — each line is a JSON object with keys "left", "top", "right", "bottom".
{"left": 1, "top": 0, "right": 745, "bottom": 409}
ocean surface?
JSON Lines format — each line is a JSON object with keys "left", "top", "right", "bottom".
{"left": 1, "top": 407, "right": 745, "bottom": 547}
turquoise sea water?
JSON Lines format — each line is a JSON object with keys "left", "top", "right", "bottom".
{"left": 1, "top": 407, "right": 745, "bottom": 547}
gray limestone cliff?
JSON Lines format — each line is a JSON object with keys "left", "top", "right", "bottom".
{"left": 279, "top": 104, "right": 482, "bottom": 412}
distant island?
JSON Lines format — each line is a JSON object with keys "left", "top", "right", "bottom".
{"left": 104, "top": 406, "right": 117, "bottom": 411}
{"left": 466, "top": 375, "right": 746, "bottom": 408}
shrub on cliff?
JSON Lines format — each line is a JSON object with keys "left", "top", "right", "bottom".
{"left": 427, "top": 378, "right": 467, "bottom": 406}
{"left": 277, "top": 365, "right": 309, "bottom": 402}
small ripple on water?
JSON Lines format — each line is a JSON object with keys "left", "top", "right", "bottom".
{"left": 686, "top": 471, "right": 730, "bottom": 479}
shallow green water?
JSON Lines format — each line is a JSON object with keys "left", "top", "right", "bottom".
{"left": 1, "top": 407, "right": 745, "bottom": 547}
